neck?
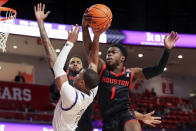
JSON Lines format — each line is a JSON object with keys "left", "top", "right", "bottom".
{"left": 82, "top": 88, "right": 90, "bottom": 95}
{"left": 70, "top": 69, "right": 79, "bottom": 75}
{"left": 77, "top": 86, "right": 90, "bottom": 95}
{"left": 107, "top": 63, "right": 124, "bottom": 74}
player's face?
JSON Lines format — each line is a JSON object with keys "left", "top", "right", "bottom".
{"left": 106, "top": 47, "right": 122, "bottom": 67}
{"left": 73, "top": 69, "right": 85, "bottom": 90}
{"left": 69, "top": 57, "right": 83, "bottom": 72}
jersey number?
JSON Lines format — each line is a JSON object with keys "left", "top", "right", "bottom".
{"left": 110, "top": 86, "right": 116, "bottom": 100}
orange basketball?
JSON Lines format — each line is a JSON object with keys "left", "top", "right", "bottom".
{"left": 87, "top": 4, "right": 112, "bottom": 30}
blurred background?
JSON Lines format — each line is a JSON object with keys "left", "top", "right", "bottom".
{"left": 0, "top": 0, "right": 196, "bottom": 131}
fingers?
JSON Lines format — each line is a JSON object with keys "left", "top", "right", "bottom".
{"left": 34, "top": 6, "right": 37, "bottom": 13}
{"left": 149, "top": 110, "right": 155, "bottom": 115}
{"left": 45, "top": 11, "right": 51, "bottom": 17}
{"left": 74, "top": 24, "right": 78, "bottom": 34}
{"left": 153, "top": 116, "right": 161, "bottom": 120}
{"left": 67, "top": 30, "right": 70, "bottom": 35}
{"left": 149, "top": 123, "right": 156, "bottom": 127}
{"left": 175, "top": 36, "right": 180, "bottom": 43}
{"left": 37, "top": 3, "right": 39, "bottom": 12}
{"left": 77, "top": 26, "right": 81, "bottom": 35}
{"left": 71, "top": 25, "right": 73, "bottom": 33}
{"left": 152, "top": 120, "right": 162, "bottom": 124}
{"left": 39, "top": 3, "right": 41, "bottom": 12}
{"left": 173, "top": 32, "right": 178, "bottom": 40}
{"left": 85, "top": 8, "right": 89, "bottom": 13}
{"left": 69, "top": 24, "right": 80, "bottom": 36}
{"left": 42, "top": 4, "right": 45, "bottom": 12}
{"left": 35, "top": 3, "right": 45, "bottom": 12}
{"left": 145, "top": 110, "right": 155, "bottom": 116}
{"left": 164, "top": 33, "right": 169, "bottom": 40}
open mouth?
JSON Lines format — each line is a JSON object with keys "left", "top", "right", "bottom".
{"left": 106, "top": 58, "right": 112, "bottom": 61}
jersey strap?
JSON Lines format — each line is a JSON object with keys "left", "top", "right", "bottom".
{"left": 66, "top": 68, "right": 70, "bottom": 75}
{"left": 99, "top": 64, "right": 106, "bottom": 78}
{"left": 129, "top": 68, "right": 134, "bottom": 90}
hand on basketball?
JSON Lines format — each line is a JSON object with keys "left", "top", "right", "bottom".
{"left": 82, "top": 8, "right": 92, "bottom": 27}
{"left": 141, "top": 111, "right": 161, "bottom": 127}
{"left": 164, "top": 31, "right": 180, "bottom": 50}
{"left": 92, "top": 25, "right": 108, "bottom": 37}
{"left": 67, "top": 24, "right": 81, "bottom": 43}
{"left": 34, "top": 3, "right": 51, "bottom": 22}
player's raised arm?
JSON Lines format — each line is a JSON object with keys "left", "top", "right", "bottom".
{"left": 82, "top": 9, "right": 92, "bottom": 55}
{"left": 82, "top": 10, "right": 106, "bottom": 72}
{"left": 87, "top": 27, "right": 108, "bottom": 73}
{"left": 53, "top": 25, "right": 80, "bottom": 91}
{"left": 34, "top": 3, "right": 57, "bottom": 68}
{"left": 132, "top": 31, "right": 180, "bottom": 81}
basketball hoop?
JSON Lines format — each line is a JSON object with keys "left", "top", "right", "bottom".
{"left": 0, "top": 7, "right": 17, "bottom": 52}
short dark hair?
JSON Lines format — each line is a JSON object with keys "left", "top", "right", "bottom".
{"left": 70, "top": 55, "right": 83, "bottom": 62}
{"left": 110, "top": 43, "right": 128, "bottom": 62}
{"left": 83, "top": 69, "right": 100, "bottom": 89}
{"left": 63, "top": 55, "right": 83, "bottom": 71}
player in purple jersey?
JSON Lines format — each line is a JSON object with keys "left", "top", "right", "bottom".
{"left": 35, "top": 3, "right": 93, "bottom": 131}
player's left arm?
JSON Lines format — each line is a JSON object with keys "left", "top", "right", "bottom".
{"left": 135, "top": 111, "right": 161, "bottom": 127}
{"left": 132, "top": 31, "right": 180, "bottom": 81}
{"left": 53, "top": 25, "right": 80, "bottom": 91}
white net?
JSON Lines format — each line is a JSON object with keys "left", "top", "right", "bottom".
{"left": 0, "top": 7, "right": 16, "bottom": 52}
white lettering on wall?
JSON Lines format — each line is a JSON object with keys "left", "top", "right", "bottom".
{"left": 0, "top": 87, "right": 32, "bottom": 102}
{"left": 12, "top": 88, "right": 22, "bottom": 101}
{"left": 146, "top": 32, "right": 165, "bottom": 42}
{"left": 1, "top": 87, "right": 12, "bottom": 100}
{"left": 23, "top": 89, "right": 31, "bottom": 101}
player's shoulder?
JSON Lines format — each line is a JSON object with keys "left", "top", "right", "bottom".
{"left": 128, "top": 67, "right": 143, "bottom": 72}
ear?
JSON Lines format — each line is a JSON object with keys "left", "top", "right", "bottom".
{"left": 79, "top": 79, "right": 85, "bottom": 87}
{"left": 120, "top": 56, "right": 125, "bottom": 62}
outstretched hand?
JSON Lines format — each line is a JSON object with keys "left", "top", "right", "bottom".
{"left": 67, "top": 24, "right": 81, "bottom": 43}
{"left": 34, "top": 3, "right": 51, "bottom": 22}
{"left": 164, "top": 31, "right": 180, "bottom": 50}
{"left": 141, "top": 111, "right": 161, "bottom": 127}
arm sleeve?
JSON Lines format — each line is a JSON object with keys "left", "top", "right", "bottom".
{"left": 142, "top": 48, "right": 170, "bottom": 79}
{"left": 60, "top": 81, "right": 77, "bottom": 108}
{"left": 53, "top": 41, "right": 73, "bottom": 79}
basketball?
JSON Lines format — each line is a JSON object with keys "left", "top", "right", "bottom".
{"left": 87, "top": 4, "right": 112, "bottom": 30}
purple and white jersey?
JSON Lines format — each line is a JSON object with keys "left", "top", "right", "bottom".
{"left": 52, "top": 81, "right": 97, "bottom": 131}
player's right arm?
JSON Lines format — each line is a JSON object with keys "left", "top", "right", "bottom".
{"left": 82, "top": 9, "right": 105, "bottom": 72}
{"left": 53, "top": 25, "right": 80, "bottom": 91}
{"left": 34, "top": 3, "right": 57, "bottom": 68}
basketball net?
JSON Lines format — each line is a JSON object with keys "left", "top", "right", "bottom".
{"left": 0, "top": 7, "right": 16, "bottom": 52}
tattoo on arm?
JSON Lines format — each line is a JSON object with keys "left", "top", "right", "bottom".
{"left": 38, "top": 21, "right": 57, "bottom": 68}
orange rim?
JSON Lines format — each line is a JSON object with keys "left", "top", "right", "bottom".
{"left": 0, "top": 7, "right": 17, "bottom": 21}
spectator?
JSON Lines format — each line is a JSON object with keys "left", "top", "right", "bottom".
{"left": 144, "top": 88, "right": 151, "bottom": 97}
{"left": 151, "top": 88, "right": 157, "bottom": 97}
{"left": 14, "top": 71, "right": 25, "bottom": 83}
{"left": 25, "top": 104, "right": 35, "bottom": 113}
